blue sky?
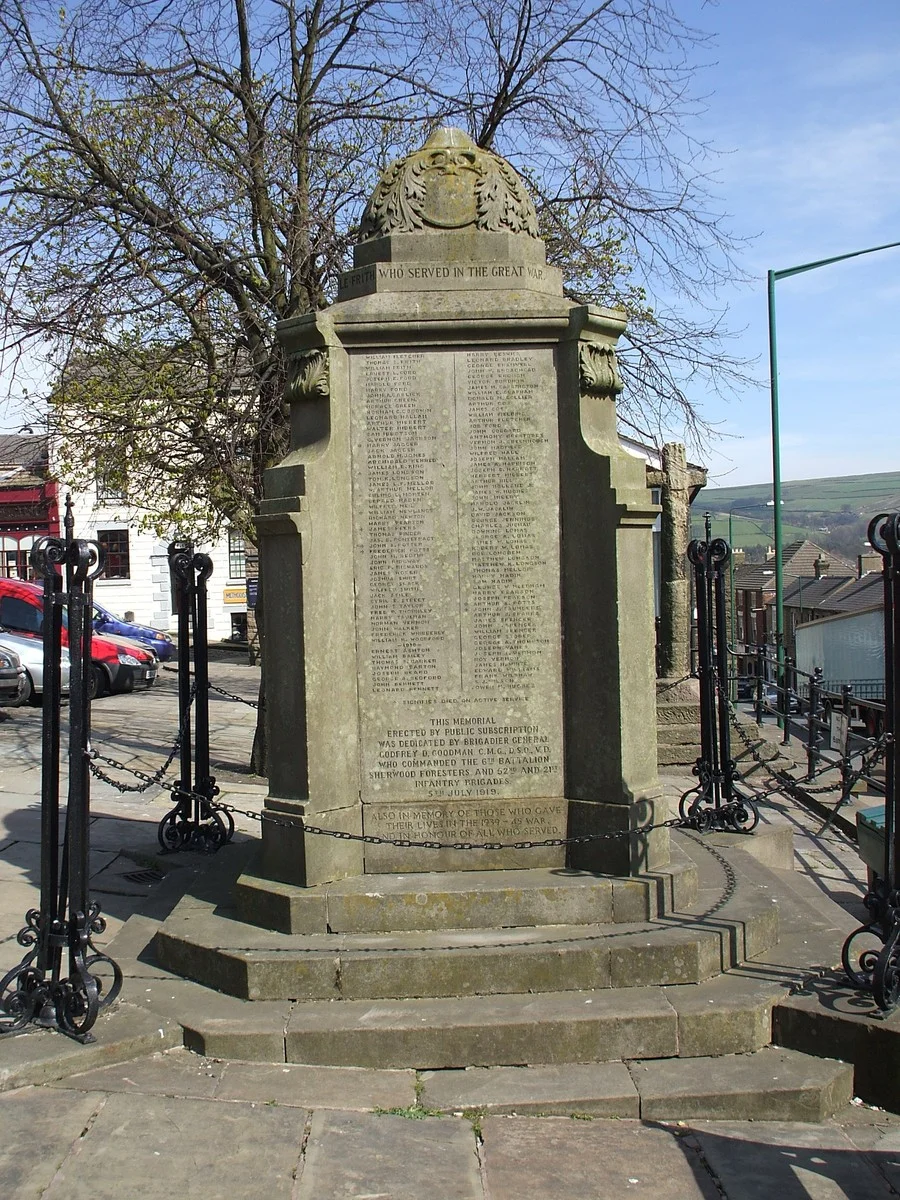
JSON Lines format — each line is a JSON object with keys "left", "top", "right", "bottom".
{"left": 2, "top": 0, "right": 897, "bottom": 494}
{"left": 680, "top": 0, "right": 900, "bottom": 487}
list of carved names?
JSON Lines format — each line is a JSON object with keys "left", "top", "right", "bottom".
{"left": 351, "top": 347, "right": 563, "bottom": 800}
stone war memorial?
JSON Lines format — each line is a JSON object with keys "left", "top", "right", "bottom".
{"left": 255, "top": 127, "right": 664, "bottom": 887}
{"left": 146, "top": 131, "right": 863, "bottom": 1121}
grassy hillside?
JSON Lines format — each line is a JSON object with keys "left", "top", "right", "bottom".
{"left": 692, "top": 470, "right": 900, "bottom": 558}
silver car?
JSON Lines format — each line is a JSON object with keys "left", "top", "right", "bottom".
{"left": 0, "top": 643, "right": 24, "bottom": 705}
{"left": 0, "top": 628, "right": 71, "bottom": 706}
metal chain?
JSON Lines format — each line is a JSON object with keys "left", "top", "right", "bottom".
{"left": 161, "top": 664, "right": 260, "bottom": 709}
{"left": 86, "top": 685, "right": 197, "bottom": 794}
{"left": 207, "top": 682, "right": 260, "bottom": 709}
{"left": 211, "top": 799, "right": 689, "bottom": 850}
{"left": 724, "top": 688, "right": 888, "bottom": 800}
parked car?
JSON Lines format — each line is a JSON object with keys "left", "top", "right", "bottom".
{"left": 0, "top": 577, "right": 157, "bottom": 699}
{"left": 736, "top": 676, "right": 755, "bottom": 702}
{"left": 0, "top": 643, "right": 25, "bottom": 705}
{"left": 0, "top": 628, "right": 71, "bottom": 705}
{"left": 763, "top": 684, "right": 801, "bottom": 714}
{"left": 91, "top": 600, "right": 176, "bottom": 661}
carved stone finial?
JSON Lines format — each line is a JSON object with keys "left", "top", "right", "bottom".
{"left": 579, "top": 342, "right": 624, "bottom": 396}
{"left": 284, "top": 349, "right": 329, "bottom": 405}
{"left": 359, "top": 127, "right": 540, "bottom": 241}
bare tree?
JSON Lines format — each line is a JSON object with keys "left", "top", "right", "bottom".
{"left": 0, "top": 0, "right": 749, "bottom": 767}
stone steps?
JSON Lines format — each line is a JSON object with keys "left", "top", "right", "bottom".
{"left": 153, "top": 836, "right": 780, "bottom": 1002}
{"left": 92, "top": 830, "right": 873, "bottom": 1121}
{"left": 180, "top": 982, "right": 774, "bottom": 1069}
{"left": 232, "top": 854, "right": 699, "bottom": 935}
{"left": 419, "top": 1047, "right": 854, "bottom": 1122}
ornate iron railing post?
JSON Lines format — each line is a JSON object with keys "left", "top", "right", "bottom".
{"left": 806, "top": 667, "right": 823, "bottom": 781}
{"left": 679, "top": 538, "right": 759, "bottom": 833}
{"left": 157, "top": 544, "right": 232, "bottom": 852}
{"left": 842, "top": 512, "right": 900, "bottom": 1010}
{"left": 1, "top": 535, "right": 121, "bottom": 1041}
{"left": 755, "top": 645, "right": 765, "bottom": 724}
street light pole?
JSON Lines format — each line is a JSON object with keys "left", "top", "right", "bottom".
{"left": 767, "top": 239, "right": 900, "bottom": 720}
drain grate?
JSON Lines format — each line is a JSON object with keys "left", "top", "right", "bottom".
{"left": 121, "top": 868, "right": 165, "bottom": 884}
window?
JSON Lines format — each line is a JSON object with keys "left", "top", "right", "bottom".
{"left": 228, "top": 530, "right": 246, "bottom": 579}
{"left": 96, "top": 473, "right": 126, "bottom": 503}
{"left": 97, "top": 529, "right": 130, "bottom": 579}
{"left": 0, "top": 594, "right": 42, "bottom": 634}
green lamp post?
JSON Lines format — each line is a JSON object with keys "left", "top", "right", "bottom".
{"left": 767, "top": 239, "right": 900, "bottom": 717}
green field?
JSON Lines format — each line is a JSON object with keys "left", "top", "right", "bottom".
{"left": 692, "top": 470, "right": 900, "bottom": 555}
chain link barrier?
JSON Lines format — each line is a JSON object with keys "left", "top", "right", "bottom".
{"left": 86, "top": 684, "right": 197, "bottom": 794}
{"left": 160, "top": 663, "right": 260, "bottom": 709}
{"left": 725, "top": 689, "right": 889, "bottom": 805}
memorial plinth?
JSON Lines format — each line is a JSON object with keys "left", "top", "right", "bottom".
{"left": 257, "top": 128, "right": 664, "bottom": 884}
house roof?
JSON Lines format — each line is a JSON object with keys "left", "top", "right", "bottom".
{"left": 782, "top": 571, "right": 884, "bottom": 615}
{"left": 733, "top": 539, "right": 855, "bottom": 594}
{"left": 0, "top": 434, "right": 49, "bottom": 487}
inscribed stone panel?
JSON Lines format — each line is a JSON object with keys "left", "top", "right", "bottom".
{"left": 350, "top": 346, "right": 563, "bottom": 804}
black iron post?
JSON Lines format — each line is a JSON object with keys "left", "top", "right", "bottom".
{"left": 1, "top": 534, "right": 121, "bottom": 1041}
{"left": 679, "top": 538, "right": 758, "bottom": 833}
{"left": 157, "top": 544, "right": 231, "bottom": 852}
{"left": 842, "top": 512, "right": 900, "bottom": 1010}
{"left": 806, "top": 667, "right": 822, "bottom": 781}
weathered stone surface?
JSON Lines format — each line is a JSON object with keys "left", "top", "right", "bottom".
{"left": 284, "top": 988, "right": 678, "bottom": 1069}
{"left": 420, "top": 1062, "right": 639, "bottom": 1116}
{"left": 0, "top": 1003, "right": 180, "bottom": 1093}
{"left": 259, "top": 125, "right": 664, "bottom": 881}
{"left": 665, "top": 976, "right": 774, "bottom": 1057}
{"left": 480, "top": 1116, "right": 718, "bottom": 1200}
{"left": 296, "top": 1110, "right": 482, "bottom": 1200}
{"left": 0, "top": 1088, "right": 103, "bottom": 1198}
{"left": 773, "top": 971, "right": 900, "bottom": 1112}
{"left": 631, "top": 1047, "right": 853, "bottom": 1121}
{"left": 689, "top": 1118, "right": 897, "bottom": 1199}
{"left": 609, "top": 926, "right": 721, "bottom": 987}
{"left": 40, "top": 1093, "right": 304, "bottom": 1199}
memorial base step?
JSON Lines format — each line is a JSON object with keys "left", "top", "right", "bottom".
{"left": 96, "top": 828, "right": 877, "bottom": 1119}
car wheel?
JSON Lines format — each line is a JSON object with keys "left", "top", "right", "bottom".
{"left": 89, "top": 665, "right": 108, "bottom": 701}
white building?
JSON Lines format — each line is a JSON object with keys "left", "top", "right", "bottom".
{"left": 64, "top": 478, "right": 249, "bottom": 642}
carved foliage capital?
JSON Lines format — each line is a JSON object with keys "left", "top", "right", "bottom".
{"left": 579, "top": 342, "right": 623, "bottom": 397}
{"left": 284, "top": 349, "right": 329, "bottom": 406}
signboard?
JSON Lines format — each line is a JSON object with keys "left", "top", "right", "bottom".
{"left": 246, "top": 577, "right": 258, "bottom": 609}
{"left": 829, "top": 710, "right": 849, "bottom": 755}
{"left": 223, "top": 586, "right": 246, "bottom": 606}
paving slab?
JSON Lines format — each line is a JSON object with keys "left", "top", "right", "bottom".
{"left": 0, "top": 1087, "right": 104, "bottom": 1200}
{"left": 48, "top": 1047, "right": 225, "bottom": 1100}
{"left": 295, "top": 1110, "right": 483, "bottom": 1200}
{"left": 480, "top": 1116, "right": 718, "bottom": 1199}
{"left": 214, "top": 1059, "right": 416, "bottom": 1109}
{"left": 420, "top": 1062, "right": 639, "bottom": 1116}
{"left": 0, "top": 1003, "right": 180, "bottom": 1092}
{"left": 40, "top": 1092, "right": 305, "bottom": 1200}
{"left": 688, "top": 1120, "right": 897, "bottom": 1199}
{"left": 630, "top": 1047, "right": 853, "bottom": 1121}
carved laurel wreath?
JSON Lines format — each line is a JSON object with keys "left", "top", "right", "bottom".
{"left": 360, "top": 147, "right": 540, "bottom": 240}
{"left": 578, "top": 342, "right": 624, "bottom": 396}
{"left": 284, "top": 349, "right": 329, "bottom": 405}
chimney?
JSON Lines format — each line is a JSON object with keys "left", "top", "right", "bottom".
{"left": 858, "top": 552, "right": 881, "bottom": 578}
{"left": 814, "top": 554, "right": 829, "bottom": 579}
{"left": 765, "top": 545, "right": 775, "bottom": 562}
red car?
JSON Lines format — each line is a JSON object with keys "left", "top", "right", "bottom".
{"left": 0, "top": 577, "right": 157, "bottom": 699}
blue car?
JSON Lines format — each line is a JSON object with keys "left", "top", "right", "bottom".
{"left": 92, "top": 601, "right": 176, "bottom": 661}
